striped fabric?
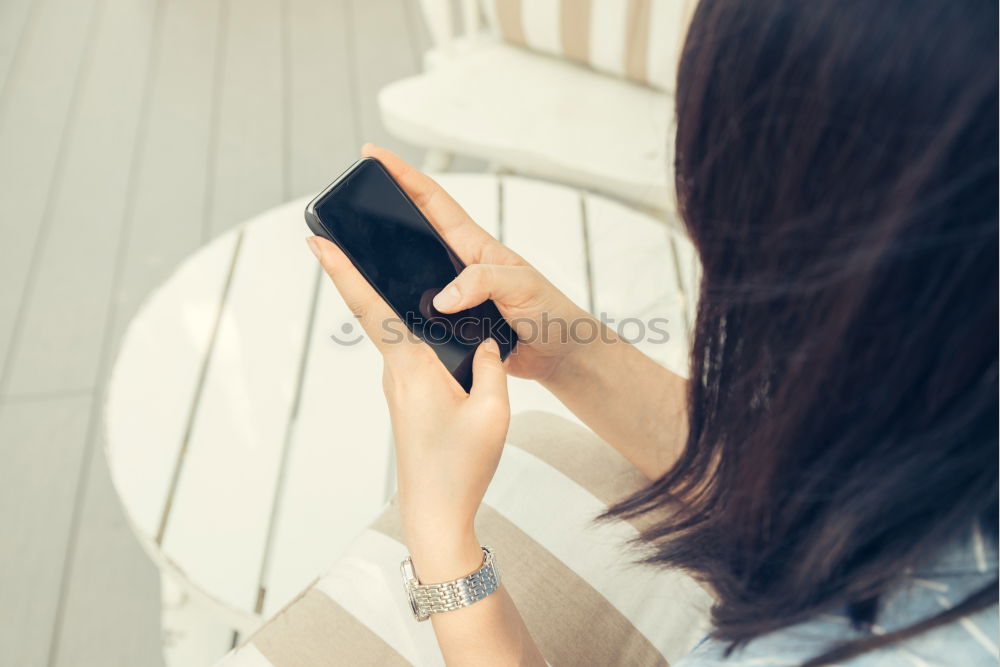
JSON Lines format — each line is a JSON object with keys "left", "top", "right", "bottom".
{"left": 479, "top": 0, "right": 700, "bottom": 93}
{"left": 216, "top": 411, "right": 714, "bottom": 666}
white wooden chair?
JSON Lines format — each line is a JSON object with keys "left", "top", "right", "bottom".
{"left": 104, "top": 174, "right": 700, "bottom": 665}
{"left": 379, "top": 0, "right": 699, "bottom": 217}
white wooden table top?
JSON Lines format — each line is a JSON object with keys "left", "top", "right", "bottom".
{"left": 103, "top": 174, "right": 699, "bottom": 632}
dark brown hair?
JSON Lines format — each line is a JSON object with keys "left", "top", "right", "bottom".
{"left": 598, "top": 0, "right": 998, "bottom": 663}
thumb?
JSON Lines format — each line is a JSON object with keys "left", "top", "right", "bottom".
{"left": 470, "top": 338, "right": 509, "bottom": 406}
{"left": 432, "top": 264, "right": 540, "bottom": 314}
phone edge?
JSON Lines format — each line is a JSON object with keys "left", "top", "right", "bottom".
{"left": 303, "top": 156, "right": 516, "bottom": 364}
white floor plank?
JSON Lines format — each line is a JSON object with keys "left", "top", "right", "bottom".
{"left": 350, "top": 0, "right": 424, "bottom": 165}
{"left": 162, "top": 206, "right": 317, "bottom": 616}
{"left": 0, "top": 395, "right": 92, "bottom": 666}
{"left": 51, "top": 430, "right": 165, "bottom": 667}
{"left": 0, "top": 0, "right": 99, "bottom": 392}
{"left": 4, "top": 0, "right": 159, "bottom": 397}
{"left": 207, "top": 0, "right": 286, "bottom": 239}
{"left": 0, "top": 0, "right": 35, "bottom": 99}
{"left": 286, "top": 0, "right": 359, "bottom": 199}
{"left": 0, "top": 0, "right": 457, "bottom": 663}
{"left": 107, "top": 0, "right": 226, "bottom": 358}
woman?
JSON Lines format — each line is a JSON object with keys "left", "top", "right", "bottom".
{"left": 306, "top": 0, "right": 998, "bottom": 663}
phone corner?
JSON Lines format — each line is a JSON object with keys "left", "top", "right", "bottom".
{"left": 303, "top": 201, "right": 325, "bottom": 237}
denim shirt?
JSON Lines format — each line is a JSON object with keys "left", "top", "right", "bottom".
{"left": 677, "top": 526, "right": 999, "bottom": 666}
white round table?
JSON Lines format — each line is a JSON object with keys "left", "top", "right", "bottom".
{"left": 103, "top": 174, "right": 698, "bottom": 665}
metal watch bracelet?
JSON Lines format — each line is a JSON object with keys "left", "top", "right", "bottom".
{"left": 400, "top": 545, "right": 501, "bottom": 621}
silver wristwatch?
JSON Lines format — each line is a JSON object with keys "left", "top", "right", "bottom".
{"left": 400, "top": 545, "right": 501, "bottom": 621}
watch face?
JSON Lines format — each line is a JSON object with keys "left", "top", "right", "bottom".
{"left": 400, "top": 558, "right": 422, "bottom": 620}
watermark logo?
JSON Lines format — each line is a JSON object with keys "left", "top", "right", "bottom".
{"left": 329, "top": 320, "right": 365, "bottom": 346}
{"left": 328, "top": 313, "right": 671, "bottom": 347}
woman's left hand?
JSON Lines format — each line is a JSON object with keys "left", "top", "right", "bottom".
{"left": 308, "top": 234, "right": 510, "bottom": 581}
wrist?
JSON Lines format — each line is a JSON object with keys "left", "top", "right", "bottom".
{"left": 407, "top": 530, "right": 484, "bottom": 584}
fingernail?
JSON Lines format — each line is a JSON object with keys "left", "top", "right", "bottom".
{"left": 433, "top": 284, "right": 461, "bottom": 310}
{"left": 306, "top": 237, "right": 321, "bottom": 260}
{"left": 482, "top": 337, "right": 499, "bottom": 353}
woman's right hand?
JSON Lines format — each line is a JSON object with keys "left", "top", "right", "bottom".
{"left": 364, "top": 144, "right": 688, "bottom": 480}
{"left": 362, "top": 144, "right": 602, "bottom": 383}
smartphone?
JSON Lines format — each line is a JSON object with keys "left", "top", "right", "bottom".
{"left": 304, "top": 157, "right": 517, "bottom": 392}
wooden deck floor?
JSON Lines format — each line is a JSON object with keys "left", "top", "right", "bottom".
{"left": 0, "top": 0, "right": 436, "bottom": 664}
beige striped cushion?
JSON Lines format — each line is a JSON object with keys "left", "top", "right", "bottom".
{"left": 216, "top": 411, "right": 713, "bottom": 666}
{"left": 479, "top": 0, "right": 699, "bottom": 93}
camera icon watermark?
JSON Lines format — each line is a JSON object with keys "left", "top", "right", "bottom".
{"left": 328, "top": 321, "right": 365, "bottom": 346}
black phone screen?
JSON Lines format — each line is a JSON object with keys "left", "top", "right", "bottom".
{"left": 305, "top": 158, "right": 516, "bottom": 391}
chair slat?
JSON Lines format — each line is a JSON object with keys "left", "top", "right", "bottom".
{"left": 260, "top": 274, "right": 392, "bottom": 618}
{"left": 433, "top": 172, "right": 500, "bottom": 239}
{"left": 106, "top": 230, "right": 241, "bottom": 538}
{"left": 502, "top": 177, "right": 589, "bottom": 309}
{"left": 498, "top": 177, "right": 589, "bottom": 420}
{"left": 162, "top": 203, "right": 317, "bottom": 615}
{"left": 585, "top": 194, "right": 690, "bottom": 377}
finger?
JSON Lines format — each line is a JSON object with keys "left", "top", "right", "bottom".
{"left": 360, "top": 143, "right": 504, "bottom": 264}
{"left": 308, "top": 236, "right": 417, "bottom": 356}
{"left": 432, "top": 264, "right": 542, "bottom": 313}
{"left": 470, "top": 338, "right": 509, "bottom": 406}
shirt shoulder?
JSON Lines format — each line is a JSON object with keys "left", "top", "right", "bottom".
{"left": 676, "top": 526, "right": 998, "bottom": 667}
{"left": 677, "top": 606, "right": 997, "bottom": 667}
